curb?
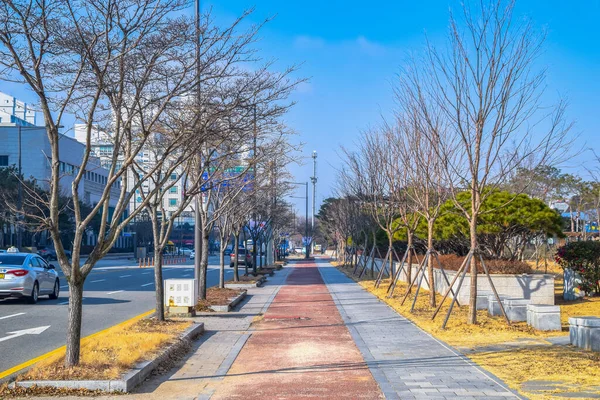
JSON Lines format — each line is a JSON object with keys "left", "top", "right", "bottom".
{"left": 209, "top": 290, "right": 247, "bottom": 312}
{"left": 225, "top": 276, "right": 266, "bottom": 289}
{"left": 10, "top": 322, "right": 205, "bottom": 393}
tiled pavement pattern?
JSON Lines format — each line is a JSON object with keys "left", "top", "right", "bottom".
{"left": 318, "top": 260, "right": 523, "bottom": 400}
{"left": 57, "top": 268, "right": 292, "bottom": 400}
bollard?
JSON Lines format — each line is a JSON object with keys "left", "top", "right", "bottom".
{"left": 139, "top": 258, "right": 142, "bottom": 268}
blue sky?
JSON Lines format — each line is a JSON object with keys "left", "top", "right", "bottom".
{"left": 203, "top": 0, "right": 599, "bottom": 213}
{"left": 2, "top": 1, "right": 598, "bottom": 216}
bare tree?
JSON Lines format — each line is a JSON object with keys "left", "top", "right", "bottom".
{"left": 421, "top": 0, "right": 572, "bottom": 324}
{"left": 0, "top": 0, "right": 203, "bottom": 366}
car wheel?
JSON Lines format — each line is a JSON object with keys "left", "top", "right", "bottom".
{"left": 49, "top": 279, "right": 60, "bottom": 299}
{"left": 28, "top": 282, "right": 39, "bottom": 304}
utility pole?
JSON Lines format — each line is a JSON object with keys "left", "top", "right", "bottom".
{"left": 304, "top": 181, "right": 309, "bottom": 259}
{"left": 16, "top": 124, "right": 22, "bottom": 249}
{"left": 310, "top": 150, "right": 317, "bottom": 244}
{"left": 193, "top": 0, "right": 202, "bottom": 292}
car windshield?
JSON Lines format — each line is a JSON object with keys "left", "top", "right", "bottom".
{"left": 0, "top": 255, "right": 27, "bottom": 266}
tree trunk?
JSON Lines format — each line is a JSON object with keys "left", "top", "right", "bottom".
{"left": 233, "top": 231, "right": 240, "bottom": 282}
{"left": 252, "top": 237, "right": 258, "bottom": 274}
{"left": 468, "top": 197, "right": 479, "bottom": 325}
{"left": 199, "top": 227, "right": 209, "bottom": 300}
{"left": 154, "top": 250, "right": 164, "bottom": 321}
{"left": 219, "top": 239, "right": 225, "bottom": 288}
{"left": 388, "top": 234, "right": 394, "bottom": 279}
{"left": 406, "top": 231, "right": 413, "bottom": 293}
{"left": 65, "top": 278, "right": 84, "bottom": 367}
{"left": 427, "top": 219, "right": 436, "bottom": 307}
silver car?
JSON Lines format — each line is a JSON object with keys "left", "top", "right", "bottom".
{"left": 0, "top": 253, "right": 60, "bottom": 303}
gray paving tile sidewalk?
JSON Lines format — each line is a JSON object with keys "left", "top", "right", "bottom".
{"left": 318, "top": 260, "right": 523, "bottom": 400}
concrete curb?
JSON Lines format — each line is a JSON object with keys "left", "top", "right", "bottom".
{"left": 209, "top": 290, "right": 247, "bottom": 312}
{"left": 10, "top": 322, "right": 205, "bottom": 393}
{"left": 224, "top": 276, "right": 266, "bottom": 289}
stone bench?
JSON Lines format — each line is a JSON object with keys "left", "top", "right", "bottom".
{"left": 487, "top": 294, "right": 508, "bottom": 316}
{"left": 476, "top": 291, "right": 492, "bottom": 310}
{"left": 569, "top": 316, "right": 600, "bottom": 352}
{"left": 503, "top": 299, "right": 532, "bottom": 322}
{"left": 527, "top": 304, "right": 561, "bottom": 331}
{"left": 487, "top": 295, "right": 532, "bottom": 321}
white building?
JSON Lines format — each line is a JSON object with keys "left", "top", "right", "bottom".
{"left": 0, "top": 92, "right": 128, "bottom": 248}
{"left": 0, "top": 92, "right": 36, "bottom": 126}
{"left": 74, "top": 124, "right": 195, "bottom": 228}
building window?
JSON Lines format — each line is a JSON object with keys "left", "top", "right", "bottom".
{"left": 169, "top": 199, "right": 177, "bottom": 207}
{"left": 169, "top": 186, "right": 178, "bottom": 194}
{"left": 0, "top": 155, "right": 8, "bottom": 167}
{"left": 170, "top": 173, "right": 177, "bottom": 180}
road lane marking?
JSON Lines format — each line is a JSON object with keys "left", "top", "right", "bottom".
{"left": 0, "top": 313, "right": 26, "bottom": 321}
{"left": 182, "top": 274, "right": 191, "bottom": 277}
{"left": 60, "top": 285, "right": 68, "bottom": 289}
{"left": 0, "top": 326, "right": 51, "bottom": 343}
{"left": 119, "top": 275, "right": 132, "bottom": 278}
{"left": 58, "top": 301, "right": 68, "bottom": 305}
{"left": 141, "top": 283, "right": 153, "bottom": 287}
{"left": 107, "top": 290, "right": 124, "bottom": 295}
{"left": 90, "top": 279, "right": 106, "bottom": 283}
{"left": 142, "top": 272, "right": 151, "bottom": 275}
{"left": 0, "top": 309, "right": 154, "bottom": 380}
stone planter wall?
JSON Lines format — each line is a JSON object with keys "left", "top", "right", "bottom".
{"left": 368, "top": 258, "right": 555, "bottom": 305}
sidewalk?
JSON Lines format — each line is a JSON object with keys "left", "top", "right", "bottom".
{"left": 318, "top": 259, "right": 521, "bottom": 399}
{"left": 208, "top": 259, "right": 383, "bottom": 399}
{"left": 37, "top": 259, "right": 520, "bottom": 400}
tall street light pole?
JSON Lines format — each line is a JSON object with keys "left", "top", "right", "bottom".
{"left": 310, "top": 150, "right": 317, "bottom": 250}
{"left": 286, "top": 181, "right": 309, "bottom": 259}
{"left": 16, "top": 124, "right": 22, "bottom": 248}
{"left": 193, "top": 0, "right": 202, "bottom": 291}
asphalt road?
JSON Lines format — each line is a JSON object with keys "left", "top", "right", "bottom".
{"left": 0, "top": 254, "right": 259, "bottom": 376}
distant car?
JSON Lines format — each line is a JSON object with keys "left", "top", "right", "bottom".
{"left": 176, "top": 248, "right": 192, "bottom": 256}
{"left": 0, "top": 250, "right": 6, "bottom": 253}
{"left": 0, "top": 253, "right": 60, "bottom": 303}
{"left": 224, "top": 247, "right": 233, "bottom": 256}
{"left": 190, "top": 250, "right": 195, "bottom": 260}
{"left": 38, "top": 246, "right": 71, "bottom": 261}
{"left": 229, "top": 247, "right": 252, "bottom": 268}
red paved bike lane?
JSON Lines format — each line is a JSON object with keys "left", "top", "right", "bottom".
{"left": 210, "top": 260, "right": 383, "bottom": 399}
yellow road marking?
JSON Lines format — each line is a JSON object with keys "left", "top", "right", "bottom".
{"left": 0, "top": 309, "right": 155, "bottom": 380}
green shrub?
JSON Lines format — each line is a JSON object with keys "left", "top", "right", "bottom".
{"left": 555, "top": 241, "right": 600, "bottom": 295}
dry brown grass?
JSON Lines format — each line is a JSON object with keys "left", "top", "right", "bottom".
{"left": 21, "top": 318, "right": 191, "bottom": 381}
{"left": 470, "top": 347, "right": 600, "bottom": 399}
{"left": 338, "top": 265, "right": 564, "bottom": 349}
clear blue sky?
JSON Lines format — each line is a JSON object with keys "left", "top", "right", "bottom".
{"left": 202, "top": 0, "right": 598, "bottom": 214}
{"left": 2, "top": 1, "right": 598, "bottom": 216}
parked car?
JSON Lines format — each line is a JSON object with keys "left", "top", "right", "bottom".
{"left": 0, "top": 253, "right": 60, "bottom": 303}
{"left": 224, "top": 246, "right": 233, "bottom": 256}
{"left": 37, "top": 246, "right": 71, "bottom": 261}
{"left": 229, "top": 247, "right": 252, "bottom": 268}
{"left": 190, "top": 250, "right": 195, "bottom": 260}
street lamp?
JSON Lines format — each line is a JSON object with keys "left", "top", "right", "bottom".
{"left": 285, "top": 181, "right": 309, "bottom": 259}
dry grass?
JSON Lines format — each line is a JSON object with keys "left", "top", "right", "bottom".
{"left": 21, "top": 318, "right": 191, "bottom": 381}
{"left": 336, "top": 263, "right": 600, "bottom": 399}
{"left": 338, "top": 265, "right": 564, "bottom": 349}
{"left": 470, "top": 347, "right": 600, "bottom": 399}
